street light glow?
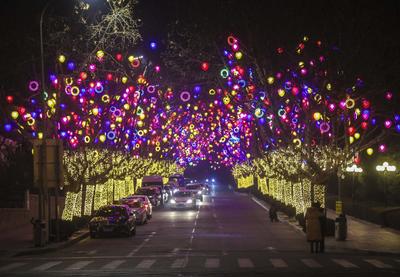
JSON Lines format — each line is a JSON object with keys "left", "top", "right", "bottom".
{"left": 376, "top": 161, "right": 397, "bottom": 172}
{"left": 345, "top": 164, "right": 363, "bottom": 173}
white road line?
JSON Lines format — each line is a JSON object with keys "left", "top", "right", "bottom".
{"left": 301, "top": 258, "right": 322, "bottom": 268}
{"left": 238, "top": 258, "right": 254, "bottom": 268}
{"left": 205, "top": 258, "right": 220, "bottom": 268}
{"left": 171, "top": 258, "right": 186, "bottom": 268}
{"left": 136, "top": 259, "right": 155, "bottom": 269}
{"left": 127, "top": 233, "right": 154, "bottom": 257}
{"left": 364, "top": 259, "right": 393, "bottom": 268}
{"left": 88, "top": 250, "right": 97, "bottom": 255}
{"left": 32, "top": 261, "right": 62, "bottom": 271}
{"left": 332, "top": 259, "right": 359, "bottom": 268}
{"left": 101, "top": 260, "right": 126, "bottom": 270}
{"left": 192, "top": 228, "right": 195, "bottom": 233}
{"left": 65, "top": 261, "right": 93, "bottom": 270}
{"left": 270, "top": 258, "right": 288, "bottom": 268}
{"left": 0, "top": 262, "right": 26, "bottom": 271}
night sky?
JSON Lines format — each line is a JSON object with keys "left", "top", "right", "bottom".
{"left": 1, "top": 0, "right": 400, "bottom": 93}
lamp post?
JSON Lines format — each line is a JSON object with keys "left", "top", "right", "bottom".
{"left": 376, "top": 162, "right": 397, "bottom": 207}
{"left": 345, "top": 164, "right": 363, "bottom": 205}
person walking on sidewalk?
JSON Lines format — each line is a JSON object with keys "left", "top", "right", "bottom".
{"left": 305, "top": 202, "right": 323, "bottom": 253}
{"left": 269, "top": 204, "right": 278, "bottom": 222}
{"left": 317, "top": 202, "right": 326, "bottom": 253}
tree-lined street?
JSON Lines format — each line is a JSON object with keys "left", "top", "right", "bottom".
{"left": 0, "top": 184, "right": 399, "bottom": 276}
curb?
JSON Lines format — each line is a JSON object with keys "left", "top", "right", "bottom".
{"left": 250, "top": 194, "right": 400, "bottom": 256}
{"left": 13, "top": 230, "right": 89, "bottom": 257}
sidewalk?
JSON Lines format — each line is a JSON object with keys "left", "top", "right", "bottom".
{"left": 0, "top": 224, "right": 89, "bottom": 258}
{"left": 251, "top": 195, "right": 400, "bottom": 255}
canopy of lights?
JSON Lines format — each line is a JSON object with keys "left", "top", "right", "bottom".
{"left": 3, "top": 35, "right": 399, "bottom": 169}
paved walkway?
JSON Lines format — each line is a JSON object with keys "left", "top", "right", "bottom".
{"left": 250, "top": 194, "right": 400, "bottom": 255}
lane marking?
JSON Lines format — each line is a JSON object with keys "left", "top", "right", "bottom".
{"left": 270, "top": 258, "right": 288, "bottom": 268}
{"left": 301, "top": 258, "right": 322, "bottom": 268}
{"left": 32, "top": 261, "right": 62, "bottom": 271}
{"left": 65, "top": 261, "right": 93, "bottom": 270}
{"left": 101, "top": 260, "right": 126, "bottom": 270}
{"left": 0, "top": 262, "right": 26, "bottom": 271}
{"left": 171, "top": 258, "right": 186, "bottom": 268}
{"left": 88, "top": 250, "right": 97, "bottom": 255}
{"left": 332, "top": 259, "right": 359, "bottom": 268}
{"left": 205, "top": 258, "right": 220, "bottom": 268}
{"left": 192, "top": 228, "right": 195, "bottom": 234}
{"left": 127, "top": 232, "right": 156, "bottom": 257}
{"left": 364, "top": 259, "right": 393, "bottom": 268}
{"left": 238, "top": 258, "right": 254, "bottom": 268}
{"left": 136, "top": 259, "right": 155, "bottom": 269}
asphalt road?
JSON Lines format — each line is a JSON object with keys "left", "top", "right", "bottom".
{"left": 0, "top": 184, "right": 399, "bottom": 276}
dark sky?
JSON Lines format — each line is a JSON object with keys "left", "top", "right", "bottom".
{"left": 1, "top": 0, "right": 400, "bottom": 93}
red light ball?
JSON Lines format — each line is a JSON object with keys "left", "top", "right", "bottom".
{"left": 201, "top": 62, "right": 209, "bottom": 71}
{"left": 6, "top": 95, "right": 14, "bottom": 104}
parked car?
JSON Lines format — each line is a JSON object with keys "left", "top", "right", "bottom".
{"left": 185, "top": 184, "right": 204, "bottom": 201}
{"left": 142, "top": 176, "right": 168, "bottom": 204}
{"left": 120, "top": 198, "right": 148, "bottom": 224}
{"left": 169, "top": 190, "right": 197, "bottom": 209}
{"left": 89, "top": 205, "right": 136, "bottom": 238}
{"left": 125, "top": 195, "right": 152, "bottom": 219}
{"left": 136, "top": 187, "right": 161, "bottom": 206}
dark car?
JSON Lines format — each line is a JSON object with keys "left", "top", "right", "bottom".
{"left": 136, "top": 187, "right": 161, "bottom": 206}
{"left": 89, "top": 205, "right": 136, "bottom": 238}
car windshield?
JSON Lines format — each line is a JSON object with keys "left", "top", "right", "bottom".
{"left": 186, "top": 185, "right": 201, "bottom": 190}
{"left": 96, "top": 206, "right": 125, "bottom": 217}
{"left": 174, "top": 191, "right": 192, "bottom": 197}
{"left": 136, "top": 189, "right": 154, "bottom": 196}
{"left": 131, "top": 201, "right": 141, "bottom": 208}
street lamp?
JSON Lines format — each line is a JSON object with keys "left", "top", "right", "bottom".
{"left": 345, "top": 164, "right": 363, "bottom": 204}
{"left": 376, "top": 162, "right": 397, "bottom": 207}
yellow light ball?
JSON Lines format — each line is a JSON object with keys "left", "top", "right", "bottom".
{"left": 58, "top": 55, "right": 66, "bottom": 63}
{"left": 278, "top": 89, "right": 285, "bottom": 97}
{"left": 366, "top": 148, "right": 374, "bottom": 155}
{"left": 354, "top": 133, "right": 360, "bottom": 139}
{"left": 349, "top": 136, "right": 354, "bottom": 144}
{"left": 92, "top": 108, "right": 99, "bottom": 116}
{"left": 123, "top": 103, "right": 130, "bottom": 110}
{"left": 128, "top": 55, "right": 135, "bottom": 63}
{"left": 235, "top": 51, "right": 243, "bottom": 60}
{"left": 139, "top": 114, "right": 145, "bottom": 120}
{"left": 313, "top": 112, "right": 321, "bottom": 121}
{"left": 122, "top": 76, "right": 128, "bottom": 84}
{"left": 137, "top": 120, "right": 144, "bottom": 128}
{"left": 96, "top": 50, "right": 105, "bottom": 59}
{"left": 246, "top": 153, "right": 251, "bottom": 159}
{"left": 11, "top": 111, "right": 19, "bottom": 119}
{"left": 267, "top": 76, "right": 274, "bottom": 85}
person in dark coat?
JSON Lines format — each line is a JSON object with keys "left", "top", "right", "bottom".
{"left": 305, "top": 202, "right": 323, "bottom": 253}
{"left": 269, "top": 204, "right": 278, "bottom": 222}
{"left": 317, "top": 203, "right": 326, "bottom": 253}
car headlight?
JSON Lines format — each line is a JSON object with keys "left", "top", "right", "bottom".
{"left": 186, "top": 199, "right": 193, "bottom": 204}
{"left": 170, "top": 199, "right": 176, "bottom": 204}
{"left": 173, "top": 189, "right": 179, "bottom": 193}
{"left": 197, "top": 191, "right": 201, "bottom": 194}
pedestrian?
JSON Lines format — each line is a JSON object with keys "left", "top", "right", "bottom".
{"left": 269, "top": 204, "right": 278, "bottom": 222}
{"left": 317, "top": 203, "right": 326, "bottom": 253}
{"left": 305, "top": 202, "right": 323, "bottom": 253}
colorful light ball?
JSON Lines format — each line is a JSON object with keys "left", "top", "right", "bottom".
{"left": 116, "top": 53, "right": 123, "bottom": 61}
{"left": 235, "top": 51, "right": 243, "bottom": 60}
{"left": 366, "top": 148, "right": 374, "bottom": 155}
{"left": 58, "top": 55, "right": 66, "bottom": 63}
{"left": 67, "top": 61, "right": 75, "bottom": 71}
{"left": 128, "top": 55, "right": 135, "bottom": 63}
{"left": 384, "top": 120, "right": 392, "bottom": 128}
{"left": 201, "top": 62, "right": 209, "bottom": 71}
{"left": 378, "top": 144, "right": 386, "bottom": 153}
{"left": 28, "top": 81, "right": 39, "bottom": 92}
{"left": 4, "top": 124, "right": 12, "bottom": 132}
{"left": 96, "top": 50, "right": 105, "bottom": 59}
{"left": 385, "top": 91, "right": 393, "bottom": 100}
{"left": 11, "top": 111, "right": 19, "bottom": 119}
{"left": 313, "top": 112, "right": 322, "bottom": 121}
{"left": 267, "top": 76, "right": 274, "bottom": 84}
{"left": 6, "top": 95, "right": 14, "bottom": 104}
{"left": 150, "top": 41, "right": 157, "bottom": 49}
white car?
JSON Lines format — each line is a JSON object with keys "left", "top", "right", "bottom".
{"left": 185, "top": 184, "right": 204, "bottom": 201}
{"left": 169, "top": 190, "right": 197, "bottom": 209}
